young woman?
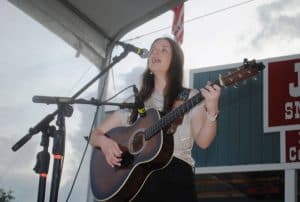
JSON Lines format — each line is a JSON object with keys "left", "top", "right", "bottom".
{"left": 90, "top": 37, "right": 221, "bottom": 201}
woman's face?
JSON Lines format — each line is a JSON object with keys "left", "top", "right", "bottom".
{"left": 148, "top": 39, "right": 172, "bottom": 75}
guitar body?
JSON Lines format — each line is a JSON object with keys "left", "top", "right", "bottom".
{"left": 90, "top": 108, "right": 174, "bottom": 202}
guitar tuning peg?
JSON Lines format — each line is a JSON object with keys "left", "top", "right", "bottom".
{"left": 252, "top": 76, "right": 257, "bottom": 81}
{"left": 218, "top": 74, "right": 225, "bottom": 87}
{"left": 243, "top": 58, "right": 248, "bottom": 65}
{"left": 233, "top": 84, "right": 239, "bottom": 88}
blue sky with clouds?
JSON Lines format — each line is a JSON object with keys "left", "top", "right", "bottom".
{"left": 1, "top": 0, "right": 299, "bottom": 201}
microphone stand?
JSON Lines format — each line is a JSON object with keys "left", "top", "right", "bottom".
{"left": 34, "top": 125, "right": 55, "bottom": 202}
{"left": 34, "top": 98, "right": 136, "bottom": 202}
{"left": 11, "top": 48, "right": 131, "bottom": 202}
{"left": 50, "top": 103, "right": 73, "bottom": 202}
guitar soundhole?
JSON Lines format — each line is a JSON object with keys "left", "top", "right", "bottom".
{"left": 129, "top": 130, "right": 146, "bottom": 155}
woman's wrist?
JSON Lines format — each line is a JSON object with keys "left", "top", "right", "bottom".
{"left": 206, "top": 110, "right": 219, "bottom": 122}
{"left": 204, "top": 105, "right": 219, "bottom": 122}
{"left": 91, "top": 129, "right": 107, "bottom": 148}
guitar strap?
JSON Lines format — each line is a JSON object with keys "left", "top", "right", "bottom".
{"left": 166, "top": 87, "right": 191, "bottom": 135}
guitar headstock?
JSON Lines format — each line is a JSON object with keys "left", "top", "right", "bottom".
{"left": 219, "top": 59, "right": 265, "bottom": 87}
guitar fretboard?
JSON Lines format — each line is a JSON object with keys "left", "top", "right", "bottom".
{"left": 143, "top": 61, "right": 264, "bottom": 140}
{"left": 144, "top": 80, "right": 221, "bottom": 140}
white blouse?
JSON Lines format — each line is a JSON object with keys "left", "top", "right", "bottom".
{"left": 119, "top": 89, "right": 203, "bottom": 167}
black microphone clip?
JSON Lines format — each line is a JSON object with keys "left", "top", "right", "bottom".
{"left": 133, "top": 85, "right": 146, "bottom": 117}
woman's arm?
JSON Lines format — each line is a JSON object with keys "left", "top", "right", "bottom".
{"left": 190, "top": 82, "right": 221, "bottom": 149}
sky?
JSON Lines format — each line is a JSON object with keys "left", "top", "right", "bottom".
{"left": 0, "top": 0, "right": 299, "bottom": 201}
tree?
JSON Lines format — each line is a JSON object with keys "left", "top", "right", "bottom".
{"left": 0, "top": 189, "right": 15, "bottom": 202}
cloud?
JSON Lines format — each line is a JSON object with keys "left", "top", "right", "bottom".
{"left": 106, "top": 65, "right": 145, "bottom": 101}
{"left": 0, "top": 136, "right": 40, "bottom": 201}
{"left": 252, "top": 0, "right": 300, "bottom": 47}
{"left": 119, "top": 66, "right": 145, "bottom": 87}
{"left": 102, "top": 65, "right": 145, "bottom": 112}
{"left": 0, "top": 2, "right": 99, "bottom": 201}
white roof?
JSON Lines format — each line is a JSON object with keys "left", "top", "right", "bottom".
{"left": 9, "top": 0, "right": 183, "bottom": 68}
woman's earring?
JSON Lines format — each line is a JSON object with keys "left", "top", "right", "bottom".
{"left": 147, "top": 68, "right": 153, "bottom": 75}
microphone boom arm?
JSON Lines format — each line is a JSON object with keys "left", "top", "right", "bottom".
{"left": 12, "top": 47, "right": 130, "bottom": 151}
{"left": 32, "top": 96, "right": 137, "bottom": 109}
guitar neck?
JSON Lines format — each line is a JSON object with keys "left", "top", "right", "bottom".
{"left": 144, "top": 60, "right": 265, "bottom": 140}
{"left": 145, "top": 80, "right": 221, "bottom": 140}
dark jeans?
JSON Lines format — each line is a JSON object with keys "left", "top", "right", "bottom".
{"left": 133, "top": 157, "right": 197, "bottom": 202}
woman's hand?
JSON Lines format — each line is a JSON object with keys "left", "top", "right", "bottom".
{"left": 91, "top": 129, "right": 123, "bottom": 168}
{"left": 200, "top": 81, "right": 221, "bottom": 114}
{"left": 99, "top": 135, "right": 123, "bottom": 167}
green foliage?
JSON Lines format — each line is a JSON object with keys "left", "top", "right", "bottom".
{"left": 0, "top": 189, "right": 15, "bottom": 202}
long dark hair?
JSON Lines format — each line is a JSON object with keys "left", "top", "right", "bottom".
{"left": 129, "top": 37, "right": 184, "bottom": 123}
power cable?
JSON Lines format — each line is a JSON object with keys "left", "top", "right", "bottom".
{"left": 65, "top": 83, "right": 135, "bottom": 201}
{"left": 124, "top": 0, "right": 257, "bottom": 42}
{"left": 67, "top": 65, "right": 95, "bottom": 97}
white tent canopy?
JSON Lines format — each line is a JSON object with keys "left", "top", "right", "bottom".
{"left": 9, "top": 0, "right": 183, "bottom": 69}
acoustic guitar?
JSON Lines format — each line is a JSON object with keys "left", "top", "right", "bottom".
{"left": 90, "top": 59, "right": 265, "bottom": 201}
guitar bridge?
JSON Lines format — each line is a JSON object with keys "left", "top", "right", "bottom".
{"left": 119, "top": 152, "right": 134, "bottom": 168}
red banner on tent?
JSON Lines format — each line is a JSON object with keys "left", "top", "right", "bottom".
{"left": 172, "top": 3, "right": 184, "bottom": 45}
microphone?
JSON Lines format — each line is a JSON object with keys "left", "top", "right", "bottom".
{"left": 32, "top": 95, "right": 74, "bottom": 104}
{"left": 133, "top": 85, "right": 146, "bottom": 117}
{"left": 116, "top": 41, "right": 149, "bottom": 59}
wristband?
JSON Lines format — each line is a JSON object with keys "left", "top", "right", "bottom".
{"left": 205, "top": 106, "right": 219, "bottom": 122}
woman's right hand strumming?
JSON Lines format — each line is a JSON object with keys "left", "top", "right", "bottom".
{"left": 91, "top": 131, "right": 123, "bottom": 168}
{"left": 90, "top": 110, "right": 126, "bottom": 167}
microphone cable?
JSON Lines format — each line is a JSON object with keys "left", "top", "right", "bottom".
{"left": 66, "top": 105, "right": 98, "bottom": 202}
{"left": 102, "top": 84, "right": 135, "bottom": 102}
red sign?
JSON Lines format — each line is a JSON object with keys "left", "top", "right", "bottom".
{"left": 286, "top": 130, "right": 300, "bottom": 162}
{"left": 268, "top": 59, "right": 300, "bottom": 127}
